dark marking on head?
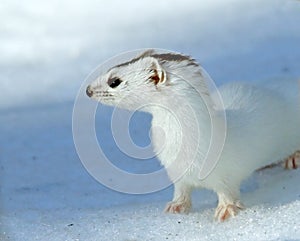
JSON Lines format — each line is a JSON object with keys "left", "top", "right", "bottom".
{"left": 111, "top": 50, "right": 198, "bottom": 70}
{"left": 113, "top": 50, "right": 155, "bottom": 69}
{"left": 151, "top": 53, "right": 198, "bottom": 67}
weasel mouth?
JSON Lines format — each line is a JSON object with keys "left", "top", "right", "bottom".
{"left": 95, "top": 92, "right": 114, "bottom": 98}
{"left": 86, "top": 85, "right": 93, "bottom": 97}
{"left": 86, "top": 85, "right": 114, "bottom": 102}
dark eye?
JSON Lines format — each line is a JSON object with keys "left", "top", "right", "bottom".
{"left": 107, "top": 77, "right": 122, "bottom": 88}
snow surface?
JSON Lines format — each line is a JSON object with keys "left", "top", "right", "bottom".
{"left": 1, "top": 0, "right": 300, "bottom": 240}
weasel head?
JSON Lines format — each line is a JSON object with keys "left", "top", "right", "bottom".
{"left": 86, "top": 50, "right": 206, "bottom": 110}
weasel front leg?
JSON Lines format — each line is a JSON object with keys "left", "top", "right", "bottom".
{"left": 215, "top": 189, "right": 244, "bottom": 222}
{"left": 164, "top": 181, "right": 192, "bottom": 214}
{"left": 283, "top": 150, "right": 300, "bottom": 169}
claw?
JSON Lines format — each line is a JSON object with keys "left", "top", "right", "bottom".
{"left": 215, "top": 201, "right": 244, "bottom": 222}
{"left": 164, "top": 200, "right": 191, "bottom": 214}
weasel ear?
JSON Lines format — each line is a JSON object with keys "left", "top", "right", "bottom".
{"left": 149, "top": 58, "right": 167, "bottom": 86}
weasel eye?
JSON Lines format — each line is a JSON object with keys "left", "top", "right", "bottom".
{"left": 107, "top": 77, "right": 122, "bottom": 88}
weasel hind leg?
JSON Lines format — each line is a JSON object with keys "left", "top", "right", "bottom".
{"left": 283, "top": 150, "right": 300, "bottom": 169}
{"left": 257, "top": 150, "right": 300, "bottom": 171}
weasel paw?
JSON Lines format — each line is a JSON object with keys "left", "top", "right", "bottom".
{"left": 214, "top": 201, "right": 244, "bottom": 222}
{"left": 283, "top": 150, "right": 300, "bottom": 169}
{"left": 164, "top": 200, "right": 191, "bottom": 214}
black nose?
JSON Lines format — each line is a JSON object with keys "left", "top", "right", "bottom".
{"left": 86, "top": 85, "right": 93, "bottom": 97}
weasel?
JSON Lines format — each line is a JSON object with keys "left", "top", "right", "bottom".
{"left": 86, "top": 50, "right": 300, "bottom": 221}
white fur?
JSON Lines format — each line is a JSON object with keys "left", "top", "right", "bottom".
{"left": 87, "top": 50, "right": 300, "bottom": 221}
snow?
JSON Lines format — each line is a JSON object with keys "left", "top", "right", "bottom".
{"left": 1, "top": 0, "right": 300, "bottom": 240}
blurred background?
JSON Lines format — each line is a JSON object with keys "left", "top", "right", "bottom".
{"left": 1, "top": 0, "right": 300, "bottom": 240}
{"left": 1, "top": 0, "right": 300, "bottom": 110}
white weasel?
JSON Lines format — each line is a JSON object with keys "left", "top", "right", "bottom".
{"left": 86, "top": 50, "right": 300, "bottom": 221}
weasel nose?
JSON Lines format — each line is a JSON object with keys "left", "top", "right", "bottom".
{"left": 86, "top": 85, "right": 93, "bottom": 97}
